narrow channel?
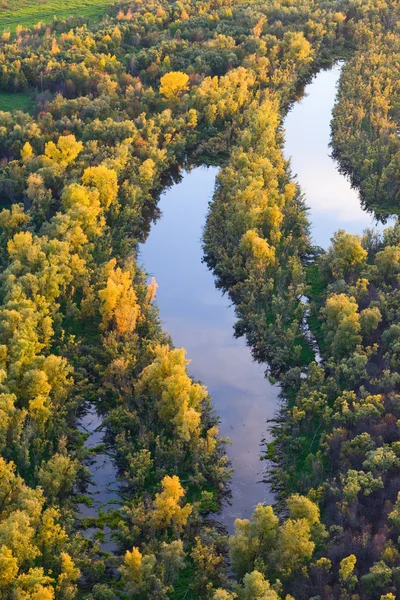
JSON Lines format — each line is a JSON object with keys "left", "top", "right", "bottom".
{"left": 139, "top": 167, "right": 277, "bottom": 531}
{"left": 284, "top": 62, "right": 384, "bottom": 248}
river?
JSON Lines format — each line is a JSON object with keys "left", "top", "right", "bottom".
{"left": 81, "top": 63, "right": 381, "bottom": 539}
{"left": 284, "top": 62, "right": 384, "bottom": 248}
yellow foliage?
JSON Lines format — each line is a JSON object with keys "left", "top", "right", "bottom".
{"left": 44, "top": 134, "right": 83, "bottom": 168}
{"left": 21, "top": 142, "right": 34, "bottom": 162}
{"left": 60, "top": 552, "right": 80, "bottom": 582}
{"left": 99, "top": 259, "right": 140, "bottom": 336}
{"left": 0, "top": 510, "right": 39, "bottom": 563}
{"left": 31, "top": 585, "right": 55, "bottom": 600}
{"left": 278, "top": 518, "right": 315, "bottom": 575}
{"left": 36, "top": 507, "right": 68, "bottom": 552}
{"left": 240, "top": 230, "right": 276, "bottom": 269}
{"left": 61, "top": 184, "right": 103, "bottom": 237}
{"left": 324, "top": 294, "right": 359, "bottom": 329}
{"left": 160, "top": 71, "right": 189, "bottom": 100}
{"left": 145, "top": 276, "right": 158, "bottom": 304}
{"left": 121, "top": 547, "right": 143, "bottom": 584}
{"left": 82, "top": 165, "right": 118, "bottom": 209}
{"left": 152, "top": 475, "right": 192, "bottom": 531}
{"left": 138, "top": 345, "right": 206, "bottom": 441}
{"left": 0, "top": 545, "right": 18, "bottom": 588}
{"left": 16, "top": 567, "right": 55, "bottom": 599}
{"left": 286, "top": 494, "right": 320, "bottom": 526}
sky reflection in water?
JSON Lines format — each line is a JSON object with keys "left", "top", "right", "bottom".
{"left": 139, "top": 167, "right": 277, "bottom": 530}
{"left": 284, "top": 63, "right": 384, "bottom": 249}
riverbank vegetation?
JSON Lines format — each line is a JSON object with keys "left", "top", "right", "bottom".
{"left": 0, "top": 0, "right": 399, "bottom": 599}
{"left": 331, "top": 0, "right": 400, "bottom": 217}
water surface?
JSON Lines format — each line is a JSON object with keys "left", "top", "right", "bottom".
{"left": 140, "top": 168, "right": 277, "bottom": 530}
{"left": 78, "top": 406, "right": 121, "bottom": 551}
{"left": 284, "top": 63, "right": 383, "bottom": 248}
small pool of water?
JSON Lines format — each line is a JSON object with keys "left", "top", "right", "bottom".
{"left": 78, "top": 405, "right": 121, "bottom": 552}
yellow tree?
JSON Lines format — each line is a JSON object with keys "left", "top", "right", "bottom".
{"left": 120, "top": 547, "right": 143, "bottom": 585}
{"left": 82, "top": 165, "right": 118, "bottom": 210}
{"left": 240, "top": 230, "right": 276, "bottom": 270}
{"left": 152, "top": 475, "right": 192, "bottom": 531}
{"left": 98, "top": 259, "right": 140, "bottom": 336}
{"left": 0, "top": 545, "right": 18, "bottom": 590}
{"left": 43, "top": 134, "right": 83, "bottom": 168}
{"left": 61, "top": 183, "right": 103, "bottom": 238}
{"left": 160, "top": 71, "right": 189, "bottom": 100}
{"left": 137, "top": 345, "right": 206, "bottom": 441}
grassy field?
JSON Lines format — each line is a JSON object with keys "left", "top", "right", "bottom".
{"left": 0, "top": 91, "right": 35, "bottom": 113}
{"left": 0, "top": 0, "right": 116, "bottom": 32}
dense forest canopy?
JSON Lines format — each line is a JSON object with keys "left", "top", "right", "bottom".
{"left": 0, "top": 0, "right": 399, "bottom": 599}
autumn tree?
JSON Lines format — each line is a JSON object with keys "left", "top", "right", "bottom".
{"left": 159, "top": 71, "right": 189, "bottom": 100}
{"left": 137, "top": 345, "right": 206, "bottom": 441}
{"left": 152, "top": 475, "right": 192, "bottom": 532}
{"left": 98, "top": 259, "right": 140, "bottom": 336}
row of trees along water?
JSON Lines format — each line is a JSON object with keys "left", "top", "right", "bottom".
{"left": 0, "top": 0, "right": 399, "bottom": 599}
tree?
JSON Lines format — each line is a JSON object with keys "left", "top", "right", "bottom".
{"left": 240, "top": 230, "right": 276, "bottom": 270}
{"left": 286, "top": 494, "right": 320, "bottom": 526}
{"left": 160, "top": 540, "right": 185, "bottom": 586}
{"left": 152, "top": 475, "right": 192, "bottom": 532}
{"left": 61, "top": 183, "right": 103, "bottom": 237}
{"left": 159, "top": 71, "right": 189, "bottom": 100}
{"left": 375, "top": 245, "right": 400, "bottom": 278}
{"left": 241, "top": 571, "right": 280, "bottom": 600}
{"left": 120, "top": 547, "right": 144, "bottom": 586}
{"left": 98, "top": 259, "right": 140, "bottom": 336}
{"left": 38, "top": 452, "right": 79, "bottom": 503}
{"left": 360, "top": 306, "right": 382, "bottom": 337}
{"left": 191, "top": 536, "right": 224, "bottom": 593}
{"left": 277, "top": 518, "right": 315, "bottom": 575}
{"left": 138, "top": 345, "right": 206, "bottom": 441}
{"left": 57, "top": 553, "right": 80, "bottom": 600}
{"left": 321, "top": 230, "right": 367, "bottom": 279}
{"left": 323, "top": 294, "right": 361, "bottom": 357}
{"left": 339, "top": 555, "right": 357, "bottom": 591}
{"left": 21, "top": 141, "right": 34, "bottom": 162}
{"left": 213, "top": 591, "right": 236, "bottom": 600}
{"left": 82, "top": 165, "right": 118, "bottom": 210}
{"left": 15, "top": 567, "right": 55, "bottom": 600}
{"left": 0, "top": 545, "right": 18, "bottom": 590}
{"left": 43, "top": 134, "right": 83, "bottom": 168}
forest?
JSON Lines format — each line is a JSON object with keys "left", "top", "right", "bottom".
{"left": 0, "top": 0, "right": 399, "bottom": 599}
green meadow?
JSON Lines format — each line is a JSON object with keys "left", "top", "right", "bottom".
{"left": 0, "top": 91, "right": 35, "bottom": 113}
{"left": 0, "top": 0, "right": 115, "bottom": 31}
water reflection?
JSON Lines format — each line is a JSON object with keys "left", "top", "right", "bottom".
{"left": 284, "top": 63, "right": 384, "bottom": 248}
{"left": 139, "top": 167, "right": 278, "bottom": 530}
{"left": 78, "top": 406, "right": 121, "bottom": 552}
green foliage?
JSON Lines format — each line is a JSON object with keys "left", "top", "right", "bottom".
{"left": 0, "top": 92, "right": 34, "bottom": 113}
